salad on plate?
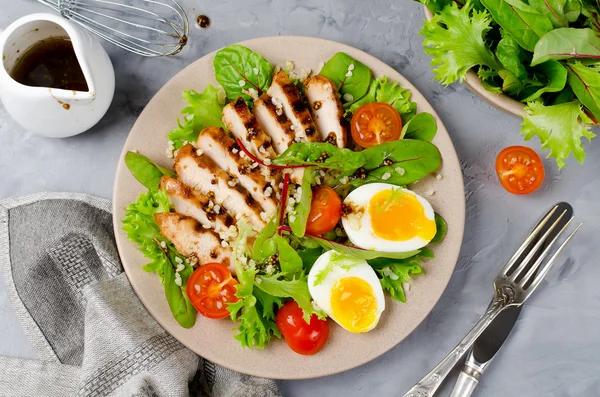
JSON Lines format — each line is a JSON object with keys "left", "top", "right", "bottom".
{"left": 122, "top": 44, "right": 447, "bottom": 354}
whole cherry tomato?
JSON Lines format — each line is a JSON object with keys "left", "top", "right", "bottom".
{"left": 276, "top": 300, "right": 330, "bottom": 355}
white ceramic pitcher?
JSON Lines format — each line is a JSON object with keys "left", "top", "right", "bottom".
{"left": 0, "top": 13, "right": 115, "bottom": 138}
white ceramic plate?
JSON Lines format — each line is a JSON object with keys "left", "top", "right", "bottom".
{"left": 113, "top": 36, "right": 465, "bottom": 379}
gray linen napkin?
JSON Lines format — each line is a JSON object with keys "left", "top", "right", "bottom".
{"left": 0, "top": 192, "right": 281, "bottom": 397}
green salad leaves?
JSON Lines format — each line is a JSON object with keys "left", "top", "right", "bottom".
{"left": 419, "top": 0, "right": 600, "bottom": 168}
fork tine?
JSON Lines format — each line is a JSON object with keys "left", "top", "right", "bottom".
{"left": 522, "top": 223, "right": 582, "bottom": 294}
{"left": 499, "top": 204, "right": 559, "bottom": 277}
{"left": 507, "top": 209, "right": 571, "bottom": 282}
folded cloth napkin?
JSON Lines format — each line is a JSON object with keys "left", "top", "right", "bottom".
{"left": 0, "top": 193, "right": 281, "bottom": 397}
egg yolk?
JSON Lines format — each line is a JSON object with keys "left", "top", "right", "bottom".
{"left": 368, "top": 190, "right": 436, "bottom": 242}
{"left": 330, "top": 277, "right": 378, "bottom": 333}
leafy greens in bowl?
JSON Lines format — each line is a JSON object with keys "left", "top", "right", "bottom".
{"left": 418, "top": 0, "right": 599, "bottom": 169}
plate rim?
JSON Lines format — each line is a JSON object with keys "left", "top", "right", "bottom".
{"left": 112, "top": 35, "right": 466, "bottom": 379}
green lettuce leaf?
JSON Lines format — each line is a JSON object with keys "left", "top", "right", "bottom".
{"left": 421, "top": 2, "right": 502, "bottom": 85}
{"left": 376, "top": 259, "right": 425, "bottom": 303}
{"left": 255, "top": 274, "right": 325, "bottom": 322}
{"left": 480, "top": 0, "right": 553, "bottom": 52}
{"left": 347, "top": 76, "right": 417, "bottom": 123}
{"left": 167, "top": 85, "right": 225, "bottom": 148}
{"left": 305, "top": 234, "right": 421, "bottom": 260}
{"left": 213, "top": 44, "right": 273, "bottom": 106}
{"left": 528, "top": 0, "right": 580, "bottom": 28}
{"left": 521, "top": 100, "right": 595, "bottom": 168}
{"left": 565, "top": 61, "right": 600, "bottom": 121}
{"left": 228, "top": 222, "right": 279, "bottom": 348}
{"left": 532, "top": 28, "right": 600, "bottom": 66}
{"left": 122, "top": 189, "right": 196, "bottom": 328}
{"left": 581, "top": 0, "right": 600, "bottom": 31}
{"left": 519, "top": 60, "right": 568, "bottom": 102}
{"left": 496, "top": 33, "right": 528, "bottom": 81}
{"left": 313, "top": 251, "right": 364, "bottom": 286}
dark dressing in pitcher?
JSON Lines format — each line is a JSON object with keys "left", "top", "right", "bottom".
{"left": 10, "top": 37, "right": 89, "bottom": 92}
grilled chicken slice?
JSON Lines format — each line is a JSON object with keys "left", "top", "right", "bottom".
{"left": 222, "top": 97, "right": 277, "bottom": 159}
{"left": 254, "top": 94, "right": 297, "bottom": 153}
{"left": 155, "top": 212, "right": 234, "bottom": 271}
{"left": 304, "top": 75, "right": 347, "bottom": 148}
{"left": 196, "top": 126, "right": 278, "bottom": 214}
{"left": 159, "top": 176, "right": 235, "bottom": 234}
{"left": 175, "top": 144, "right": 268, "bottom": 230}
{"left": 268, "top": 71, "right": 318, "bottom": 142}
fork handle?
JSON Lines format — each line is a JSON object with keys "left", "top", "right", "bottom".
{"left": 402, "top": 300, "right": 505, "bottom": 397}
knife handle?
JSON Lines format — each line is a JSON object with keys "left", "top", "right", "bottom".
{"left": 449, "top": 365, "right": 481, "bottom": 397}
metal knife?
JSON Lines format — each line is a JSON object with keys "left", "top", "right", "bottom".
{"left": 449, "top": 306, "right": 521, "bottom": 397}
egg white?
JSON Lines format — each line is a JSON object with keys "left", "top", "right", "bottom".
{"left": 341, "top": 183, "right": 436, "bottom": 252}
{"left": 308, "top": 250, "right": 385, "bottom": 332}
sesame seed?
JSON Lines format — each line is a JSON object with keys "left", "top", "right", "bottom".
{"left": 348, "top": 63, "right": 355, "bottom": 71}
{"left": 289, "top": 215, "right": 296, "bottom": 222}
{"left": 213, "top": 205, "right": 221, "bottom": 213}
{"left": 395, "top": 167, "right": 406, "bottom": 176}
{"left": 232, "top": 148, "right": 239, "bottom": 154}
{"left": 318, "top": 62, "right": 325, "bottom": 70}
{"left": 342, "top": 93, "right": 354, "bottom": 102}
{"left": 258, "top": 146, "right": 266, "bottom": 154}
{"left": 264, "top": 158, "right": 272, "bottom": 165}
{"left": 221, "top": 240, "right": 229, "bottom": 248}
{"left": 174, "top": 273, "right": 182, "bottom": 286}
{"left": 194, "top": 284, "right": 201, "bottom": 293}
{"left": 196, "top": 149, "right": 203, "bottom": 156}
{"left": 403, "top": 282, "right": 411, "bottom": 292}
{"left": 175, "top": 256, "right": 183, "bottom": 264}
{"left": 436, "top": 173, "right": 443, "bottom": 180}
{"left": 285, "top": 60, "right": 295, "bottom": 70}
{"left": 381, "top": 172, "right": 391, "bottom": 181}
{"left": 425, "top": 189, "right": 435, "bottom": 196}
{"left": 202, "top": 223, "right": 211, "bottom": 229}
{"left": 176, "top": 264, "right": 185, "bottom": 272}
{"left": 253, "top": 67, "right": 259, "bottom": 75}
{"left": 276, "top": 108, "right": 283, "bottom": 116}
{"left": 345, "top": 71, "right": 353, "bottom": 77}
{"left": 239, "top": 80, "right": 246, "bottom": 87}
{"left": 240, "top": 151, "right": 246, "bottom": 159}
{"left": 130, "top": 149, "right": 138, "bottom": 154}
{"left": 160, "top": 241, "right": 167, "bottom": 249}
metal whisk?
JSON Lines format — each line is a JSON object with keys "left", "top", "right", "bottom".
{"left": 38, "top": 0, "right": 189, "bottom": 57}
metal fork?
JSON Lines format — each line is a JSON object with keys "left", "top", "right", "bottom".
{"left": 403, "top": 202, "right": 581, "bottom": 397}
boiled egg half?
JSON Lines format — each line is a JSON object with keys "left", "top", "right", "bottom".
{"left": 341, "top": 183, "right": 436, "bottom": 252}
{"left": 308, "top": 250, "right": 385, "bottom": 333}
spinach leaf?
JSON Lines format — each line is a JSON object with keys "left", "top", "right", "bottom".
{"left": 255, "top": 274, "right": 325, "bottom": 322}
{"left": 213, "top": 44, "right": 273, "bottom": 106}
{"left": 320, "top": 52, "right": 372, "bottom": 102}
{"left": 168, "top": 85, "right": 226, "bottom": 148}
{"left": 528, "top": 0, "right": 580, "bottom": 28}
{"left": 297, "top": 247, "right": 324, "bottom": 272}
{"left": 532, "top": 28, "right": 600, "bottom": 66}
{"left": 499, "top": 69, "right": 523, "bottom": 95}
{"left": 274, "top": 235, "right": 303, "bottom": 278}
{"left": 480, "top": 0, "right": 553, "bottom": 52}
{"left": 348, "top": 139, "right": 442, "bottom": 187}
{"left": 431, "top": 213, "right": 448, "bottom": 244}
{"left": 581, "top": 0, "right": 600, "bottom": 31}
{"left": 162, "top": 247, "right": 196, "bottom": 328}
{"left": 272, "top": 142, "right": 367, "bottom": 171}
{"left": 305, "top": 234, "right": 421, "bottom": 260}
{"left": 251, "top": 218, "right": 278, "bottom": 263}
{"left": 125, "top": 151, "right": 175, "bottom": 190}
{"left": 519, "top": 60, "right": 568, "bottom": 102}
{"left": 401, "top": 112, "right": 437, "bottom": 141}
{"left": 253, "top": 288, "right": 283, "bottom": 321}
{"left": 496, "top": 33, "right": 528, "bottom": 80}
{"left": 566, "top": 61, "right": 600, "bottom": 121}
{"left": 289, "top": 167, "right": 315, "bottom": 237}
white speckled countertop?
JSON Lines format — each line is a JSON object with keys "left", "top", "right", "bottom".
{"left": 1, "top": 1, "right": 599, "bottom": 396}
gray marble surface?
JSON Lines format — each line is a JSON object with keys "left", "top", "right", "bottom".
{"left": 1, "top": 1, "right": 599, "bottom": 396}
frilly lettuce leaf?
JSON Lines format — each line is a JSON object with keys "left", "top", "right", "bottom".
{"left": 375, "top": 257, "right": 425, "bottom": 303}
{"left": 167, "top": 85, "right": 225, "bottom": 149}
{"left": 421, "top": 1, "right": 502, "bottom": 85}
{"left": 521, "top": 100, "right": 596, "bottom": 169}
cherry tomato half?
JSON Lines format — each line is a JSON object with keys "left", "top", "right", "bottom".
{"left": 350, "top": 102, "right": 402, "bottom": 148}
{"left": 186, "top": 262, "right": 239, "bottom": 319}
{"left": 276, "top": 300, "right": 330, "bottom": 355}
{"left": 305, "top": 186, "right": 342, "bottom": 235}
{"left": 495, "top": 146, "right": 545, "bottom": 195}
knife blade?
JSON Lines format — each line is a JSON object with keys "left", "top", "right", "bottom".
{"left": 449, "top": 305, "right": 521, "bottom": 397}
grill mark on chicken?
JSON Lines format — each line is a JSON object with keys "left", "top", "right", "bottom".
{"left": 175, "top": 144, "right": 267, "bottom": 229}
{"left": 304, "top": 75, "right": 347, "bottom": 148}
{"left": 268, "top": 71, "right": 319, "bottom": 142}
{"left": 159, "top": 176, "right": 234, "bottom": 232}
{"left": 196, "top": 126, "right": 279, "bottom": 212}
{"left": 154, "top": 212, "right": 233, "bottom": 270}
